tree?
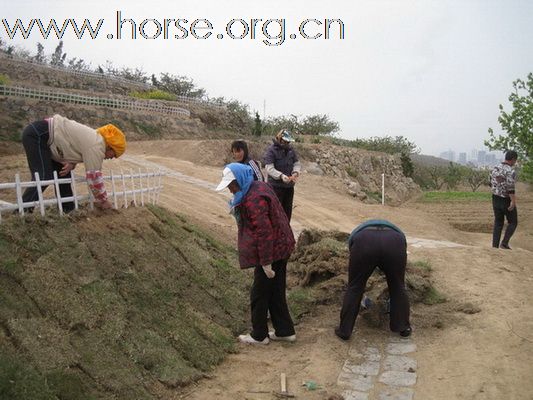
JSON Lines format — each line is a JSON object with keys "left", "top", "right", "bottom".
{"left": 300, "top": 114, "right": 340, "bottom": 136}
{"left": 466, "top": 168, "right": 489, "bottom": 192}
{"left": 67, "top": 57, "right": 91, "bottom": 71}
{"left": 34, "top": 42, "right": 46, "bottom": 63}
{"left": 428, "top": 166, "right": 447, "bottom": 190}
{"left": 155, "top": 73, "right": 206, "bottom": 98}
{"left": 444, "top": 162, "right": 465, "bottom": 190}
{"left": 253, "top": 112, "right": 262, "bottom": 137}
{"left": 486, "top": 72, "right": 533, "bottom": 182}
{"left": 50, "top": 41, "right": 67, "bottom": 66}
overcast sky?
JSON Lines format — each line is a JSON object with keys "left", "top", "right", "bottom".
{"left": 2, "top": 0, "right": 532, "bottom": 156}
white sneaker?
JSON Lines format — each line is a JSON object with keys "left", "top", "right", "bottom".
{"left": 238, "top": 334, "right": 269, "bottom": 345}
{"left": 268, "top": 331, "right": 296, "bottom": 342}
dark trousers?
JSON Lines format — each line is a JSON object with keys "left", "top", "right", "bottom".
{"left": 272, "top": 186, "right": 294, "bottom": 222}
{"left": 21, "top": 120, "right": 74, "bottom": 212}
{"left": 492, "top": 195, "right": 518, "bottom": 248}
{"left": 338, "top": 228, "right": 410, "bottom": 338}
{"left": 250, "top": 259, "right": 295, "bottom": 341}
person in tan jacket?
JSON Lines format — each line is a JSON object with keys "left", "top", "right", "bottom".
{"left": 21, "top": 114, "right": 126, "bottom": 212}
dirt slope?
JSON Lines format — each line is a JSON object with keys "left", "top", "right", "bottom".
{"left": 113, "top": 141, "right": 532, "bottom": 400}
{"left": 1, "top": 139, "right": 532, "bottom": 399}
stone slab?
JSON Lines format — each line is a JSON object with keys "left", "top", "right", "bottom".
{"left": 379, "top": 371, "right": 417, "bottom": 387}
{"left": 343, "top": 360, "right": 381, "bottom": 376}
{"left": 337, "top": 372, "right": 374, "bottom": 391}
{"left": 343, "top": 390, "right": 370, "bottom": 400}
{"left": 378, "top": 386, "right": 415, "bottom": 400}
{"left": 383, "top": 355, "right": 417, "bottom": 372}
{"left": 386, "top": 342, "right": 417, "bottom": 355}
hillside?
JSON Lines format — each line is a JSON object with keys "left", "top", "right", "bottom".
{"left": 0, "top": 54, "right": 244, "bottom": 141}
{"left": 0, "top": 206, "right": 249, "bottom": 400}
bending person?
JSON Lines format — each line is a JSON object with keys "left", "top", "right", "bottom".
{"left": 335, "top": 219, "right": 411, "bottom": 340}
{"left": 216, "top": 163, "right": 296, "bottom": 345}
{"left": 263, "top": 129, "right": 301, "bottom": 222}
{"left": 21, "top": 114, "right": 126, "bottom": 211}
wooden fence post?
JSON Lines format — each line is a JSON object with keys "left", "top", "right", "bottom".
{"left": 53, "top": 171, "right": 64, "bottom": 215}
{"left": 34, "top": 172, "right": 45, "bottom": 216}
{"left": 15, "top": 173, "right": 24, "bottom": 216}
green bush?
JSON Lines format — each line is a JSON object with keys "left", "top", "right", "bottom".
{"left": 0, "top": 74, "right": 10, "bottom": 85}
{"left": 130, "top": 89, "right": 177, "bottom": 101}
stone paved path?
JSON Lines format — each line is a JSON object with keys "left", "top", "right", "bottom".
{"left": 337, "top": 336, "right": 418, "bottom": 400}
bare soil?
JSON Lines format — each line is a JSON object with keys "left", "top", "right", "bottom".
{"left": 1, "top": 139, "right": 532, "bottom": 400}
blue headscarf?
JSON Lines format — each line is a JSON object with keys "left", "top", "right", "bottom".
{"left": 227, "top": 162, "right": 254, "bottom": 208}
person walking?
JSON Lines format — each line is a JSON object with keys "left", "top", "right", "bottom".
{"left": 335, "top": 219, "right": 411, "bottom": 340}
{"left": 263, "top": 129, "right": 301, "bottom": 222}
{"left": 230, "top": 139, "right": 264, "bottom": 181}
{"left": 21, "top": 114, "right": 126, "bottom": 211}
{"left": 216, "top": 162, "right": 296, "bottom": 345}
{"left": 490, "top": 150, "right": 518, "bottom": 249}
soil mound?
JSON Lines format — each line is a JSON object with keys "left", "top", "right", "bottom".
{"left": 288, "top": 229, "right": 473, "bottom": 331}
{"left": 0, "top": 206, "right": 248, "bottom": 400}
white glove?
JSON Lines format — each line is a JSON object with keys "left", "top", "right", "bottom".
{"left": 262, "top": 265, "right": 275, "bottom": 278}
{"left": 281, "top": 174, "right": 291, "bottom": 184}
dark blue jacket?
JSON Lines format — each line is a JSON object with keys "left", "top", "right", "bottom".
{"left": 263, "top": 141, "right": 299, "bottom": 188}
{"left": 348, "top": 219, "right": 405, "bottom": 248}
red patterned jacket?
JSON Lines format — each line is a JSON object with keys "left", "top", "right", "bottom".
{"left": 237, "top": 181, "right": 295, "bottom": 268}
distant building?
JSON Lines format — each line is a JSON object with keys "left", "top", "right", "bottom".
{"left": 458, "top": 152, "right": 467, "bottom": 164}
{"left": 439, "top": 150, "right": 455, "bottom": 162}
{"left": 477, "top": 151, "right": 486, "bottom": 164}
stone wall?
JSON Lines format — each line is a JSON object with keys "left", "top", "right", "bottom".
{"left": 300, "top": 144, "right": 420, "bottom": 204}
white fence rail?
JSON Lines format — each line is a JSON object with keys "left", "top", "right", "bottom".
{"left": 0, "top": 85, "right": 191, "bottom": 117}
{"left": 0, "top": 169, "right": 164, "bottom": 223}
{"left": 0, "top": 53, "right": 225, "bottom": 108}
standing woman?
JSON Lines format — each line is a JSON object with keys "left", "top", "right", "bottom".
{"left": 231, "top": 139, "right": 264, "bottom": 181}
{"left": 263, "top": 129, "right": 301, "bottom": 222}
{"left": 216, "top": 163, "right": 296, "bottom": 345}
{"left": 335, "top": 219, "right": 411, "bottom": 340}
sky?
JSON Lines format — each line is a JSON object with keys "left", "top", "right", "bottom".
{"left": 2, "top": 0, "right": 532, "bottom": 156}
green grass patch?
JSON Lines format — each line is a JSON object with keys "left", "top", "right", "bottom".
{"left": 409, "top": 260, "right": 432, "bottom": 272}
{"left": 288, "top": 287, "right": 316, "bottom": 322}
{"left": 0, "top": 206, "right": 248, "bottom": 399}
{"left": 419, "top": 191, "right": 491, "bottom": 202}
{"left": 346, "top": 167, "right": 358, "bottom": 178}
{"left": 0, "top": 74, "right": 9, "bottom": 85}
{"left": 130, "top": 89, "right": 177, "bottom": 101}
{"left": 423, "top": 287, "right": 447, "bottom": 305}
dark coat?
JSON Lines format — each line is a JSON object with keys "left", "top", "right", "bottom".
{"left": 237, "top": 181, "right": 295, "bottom": 268}
{"left": 263, "top": 141, "right": 299, "bottom": 188}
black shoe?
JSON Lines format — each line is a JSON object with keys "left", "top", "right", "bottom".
{"left": 500, "top": 244, "right": 512, "bottom": 250}
{"left": 399, "top": 327, "right": 412, "bottom": 337}
{"left": 334, "top": 328, "right": 350, "bottom": 341}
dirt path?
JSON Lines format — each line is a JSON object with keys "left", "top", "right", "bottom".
{"left": 2, "top": 140, "right": 532, "bottom": 399}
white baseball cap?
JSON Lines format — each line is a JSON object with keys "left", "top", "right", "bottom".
{"left": 215, "top": 167, "right": 236, "bottom": 191}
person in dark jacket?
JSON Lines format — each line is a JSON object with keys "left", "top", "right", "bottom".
{"left": 335, "top": 219, "right": 411, "bottom": 340}
{"left": 216, "top": 163, "right": 296, "bottom": 345}
{"left": 263, "top": 129, "right": 301, "bottom": 222}
{"left": 231, "top": 139, "right": 264, "bottom": 181}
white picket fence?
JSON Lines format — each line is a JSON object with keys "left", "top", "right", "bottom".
{"left": 0, "top": 85, "right": 192, "bottom": 117}
{"left": 0, "top": 169, "right": 164, "bottom": 223}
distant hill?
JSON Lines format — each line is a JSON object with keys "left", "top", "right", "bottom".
{"left": 411, "top": 153, "right": 452, "bottom": 167}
